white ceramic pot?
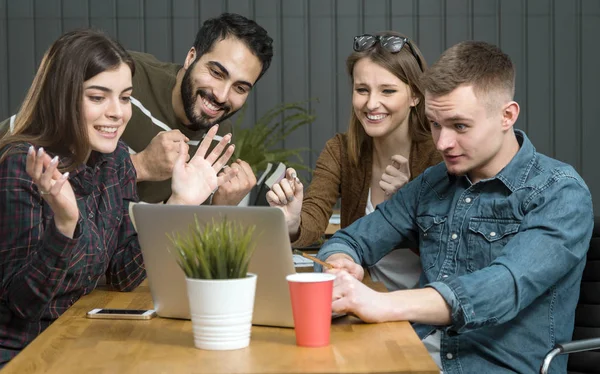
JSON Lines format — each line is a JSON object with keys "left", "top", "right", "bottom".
{"left": 185, "top": 273, "right": 257, "bottom": 350}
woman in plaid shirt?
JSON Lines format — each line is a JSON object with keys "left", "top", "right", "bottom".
{"left": 0, "top": 29, "right": 236, "bottom": 366}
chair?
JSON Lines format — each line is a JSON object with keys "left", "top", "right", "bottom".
{"left": 540, "top": 216, "right": 600, "bottom": 374}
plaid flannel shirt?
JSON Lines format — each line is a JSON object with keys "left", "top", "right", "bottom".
{"left": 0, "top": 140, "right": 146, "bottom": 365}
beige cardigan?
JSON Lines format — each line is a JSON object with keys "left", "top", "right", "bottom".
{"left": 292, "top": 132, "right": 441, "bottom": 247}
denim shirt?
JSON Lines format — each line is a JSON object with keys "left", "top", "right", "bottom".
{"left": 317, "top": 130, "right": 593, "bottom": 373}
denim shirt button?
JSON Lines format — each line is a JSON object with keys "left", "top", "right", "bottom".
{"left": 465, "top": 197, "right": 472, "bottom": 203}
{"left": 442, "top": 274, "right": 448, "bottom": 278}
{"left": 490, "top": 231, "right": 497, "bottom": 237}
{"left": 451, "top": 233, "right": 458, "bottom": 240}
{"left": 446, "top": 353, "right": 454, "bottom": 360}
{"left": 89, "top": 212, "right": 94, "bottom": 218}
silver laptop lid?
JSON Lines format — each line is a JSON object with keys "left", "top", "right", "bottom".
{"left": 132, "top": 204, "right": 296, "bottom": 328}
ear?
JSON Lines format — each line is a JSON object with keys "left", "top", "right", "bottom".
{"left": 410, "top": 95, "right": 420, "bottom": 108}
{"left": 183, "top": 47, "right": 197, "bottom": 70}
{"left": 501, "top": 101, "right": 520, "bottom": 130}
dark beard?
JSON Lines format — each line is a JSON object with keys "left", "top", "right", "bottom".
{"left": 180, "top": 62, "right": 235, "bottom": 131}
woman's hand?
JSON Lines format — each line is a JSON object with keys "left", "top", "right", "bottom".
{"left": 379, "top": 154, "right": 410, "bottom": 199}
{"left": 168, "top": 125, "right": 237, "bottom": 205}
{"left": 25, "top": 146, "right": 79, "bottom": 238}
{"left": 266, "top": 168, "right": 303, "bottom": 237}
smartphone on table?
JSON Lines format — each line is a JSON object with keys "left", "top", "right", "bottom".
{"left": 86, "top": 308, "right": 156, "bottom": 320}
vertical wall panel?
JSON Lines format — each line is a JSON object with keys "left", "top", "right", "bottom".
{"left": 144, "top": 0, "right": 172, "bottom": 62}
{"left": 552, "top": 0, "right": 580, "bottom": 169}
{"left": 116, "top": 0, "right": 144, "bottom": 51}
{"left": 417, "top": 0, "right": 444, "bottom": 65}
{"left": 335, "top": 0, "right": 360, "bottom": 135}
{"left": 34, "top": 0, "right": 62, "bottom": 63}
{"left": 499, "top": 0, "right": 526, "bottom": 131}
{"left": 89, "top": 0, "right": 117, "bottom": 37}
{"left": 473, "top": 0, "right": 498, "bottom": 44}
{"left": 1, "top": 0, "right": 599, "bottom": 212}
{"left": 61, "top": 0, "right": 89, "bottom": 31}
{"left": 0, "top": 0, "right": 8, "bottom": 117}
{"left": 171, "top": 0, "right": 197, "bottom": 61}
{"left": 281, "top": 0, "right": 311, "bottom": 173}
{"left": 581, "top": 0, "right": 600, "bottom": 207}
{"left": 308, "top": 0, "right": 336, "bottom": 166}
{"left": 7, "top": 0, "right": 34, "bottom": 114}
{"left": 525, "top": 0, "right": 552, "bottom": 155}
{"left": 444, "top": 0, "right": 471, "bottom": 48}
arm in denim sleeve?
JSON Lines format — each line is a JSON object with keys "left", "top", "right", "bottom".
{"left": 0, "top": 149, "right": 87, "bottom": 320}
{"left": 428, "top": 172, "right": 593, "bottom": 333}
{"left": 316, "top": 174, "right": 422, "bottom": 268}
{"left": 105, "top": 146, "right": 146, "bottom": 291}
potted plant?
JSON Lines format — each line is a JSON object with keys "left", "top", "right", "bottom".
{"left": 168, "top": 216, "right": 258, "bottom": 350}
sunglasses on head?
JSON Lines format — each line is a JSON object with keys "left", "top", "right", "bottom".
{"left": 353, "top": 34, "right": 423, "bottom": 71}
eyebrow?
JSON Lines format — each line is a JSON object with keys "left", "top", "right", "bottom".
{"left": 208, "top": 61, "right": 254, "bottom": 90}
{"left": 85, "top": 85, "right": 133, "bottom": 94}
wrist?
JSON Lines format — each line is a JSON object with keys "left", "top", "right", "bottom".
{"left": 288, "top": 217, "right": 301, "bottom": 241}
{"left": 54, "top": 218, "right": 78, "bottom": 239}
{"left": 130, "top": 153, "right": 148, "bottom": 182}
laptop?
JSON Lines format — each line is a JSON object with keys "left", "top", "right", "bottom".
{"left": 132, "top": 204, "right": 296, "bottom": 328}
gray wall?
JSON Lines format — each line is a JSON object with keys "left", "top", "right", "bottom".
{"left": 1, "top": 0, "right": 599, "bottom": 211}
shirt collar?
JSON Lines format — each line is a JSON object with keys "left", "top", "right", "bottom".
{"left": 494, "top": 129, "right": 536, "bottom": 191}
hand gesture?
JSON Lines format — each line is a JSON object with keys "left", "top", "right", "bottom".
{"left": 25, "top": 146, "right": 79, "bottom": 238}
{"left": 212, "top": 159, "right": 257, "bottom": 206}
{"left": 266, "top": 168, "right": 303, "bottom": 236}
{"left": 133, "top": 130, "right": 189, "bottom": 182}
{"left": 168, "top": 125, "right": 236, "bottom": 205}
{"left": 379, "top": 154, "right": 410, "bottom": 199}
{"left": 331, "top": 270, "right": 392, "bottom": 323}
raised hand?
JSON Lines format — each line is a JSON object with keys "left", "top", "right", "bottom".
{"left": 212, "top": 158, "right": 257, "bottom": 206}
{"left": 168, "top": 125, "right": 236, "bottom": 205}
{"left": 25, "top": 146, "right": 79, "bottom": 238}
{"left": 131, "top": 130, "right": 189, "bottom": 182}
{"left": 379, "top": 154, "right": 410, "bottom": 199}
{"left": 266, "top": 168, "right": 303, "bottom": 236}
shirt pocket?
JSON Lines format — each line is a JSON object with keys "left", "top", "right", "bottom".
{"left": 416, "top": 215, "right": 447, "bottom": 271}
{"left": 467, "top": 218, "right": 520, "bottom": 272}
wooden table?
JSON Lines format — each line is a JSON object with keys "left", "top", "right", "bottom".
{"left": 3, "top": 278, "right": 438, "bottom": 374}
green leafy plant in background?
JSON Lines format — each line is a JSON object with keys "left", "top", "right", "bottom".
{"left": 168, "top": 216, "right": 257, "bottom": 280}
{"left": 231, "top": 100, "right": 317, "bottom": 175}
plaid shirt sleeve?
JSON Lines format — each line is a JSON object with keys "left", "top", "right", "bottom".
{"left": 0, "top": 147, "right": 86, "bottom": 320}
{"left": 104, "top": 141, "right": 146, "bottom": 291}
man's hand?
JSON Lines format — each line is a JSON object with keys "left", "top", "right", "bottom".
{"left": 212, "top": 159, "right": 257, "bottom": 206}
{"left": 379, "top": 154, "right": 410, "bottom": 199}
{"left": 168, "top": 125, "right": 236, "bottom": 205}
{"left": 266, "top": 168, "right": 303, "bottom": 238}
{"left": 331, "top": 270, "right": 394, "bottom": 323}
{"left": 324, "top": 253, "right": 364, "bottom": 280}
{"left": 131, "top": 130, "right": 190, "bottom": 182}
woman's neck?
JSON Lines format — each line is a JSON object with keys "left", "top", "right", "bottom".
{"left": 371, "top": 125, "right": 412, "bottom": 168}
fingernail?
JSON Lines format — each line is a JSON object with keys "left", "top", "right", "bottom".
{"left": 291, "top": 172, "right": 297, "bottom": 179}
{"left": 37, "top": 147, "right": 44, "bottom": 156}
{"left": 288, "top": 196, "right": 294, "bottom": 202}
{"left": 62, "top": 172, "right": 69, "bottom": 179}
{"left": 51, "top": 156, "right": 58, "bottom": 164}
{"left": 295, "top": 177, "right": 300, "bottom": 184}
{"left": 28, "top": 146, "right": 34, "bottom": 154}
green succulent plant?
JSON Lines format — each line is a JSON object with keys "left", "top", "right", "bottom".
{"left": 231, "top": 99, "right": 317, "bottom": 175}
{"left": 168, "top": 216, "right": 257, "bottom": 280}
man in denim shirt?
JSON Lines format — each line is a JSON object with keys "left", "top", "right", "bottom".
{"left": 316, "top": 41, "right": 593, "bottom": 373}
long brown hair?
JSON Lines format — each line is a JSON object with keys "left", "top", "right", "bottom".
{"left": 346, "top": 31, "right": 428, "bottom": 166}
{"left": 0, "top": 28, "right": 135, "bottom": 171}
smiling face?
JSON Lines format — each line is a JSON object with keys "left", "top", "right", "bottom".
{"left": 83, "top": 63, "right": 133, "bottom": 154}
{"left": 426, "top": 84, "right": 519, "bottom": 182}
{"left": 351, "top": 58, "right": 417, "bottom": 139}
{"left": 180, "top": 37, "right": 262, "bottom": 130}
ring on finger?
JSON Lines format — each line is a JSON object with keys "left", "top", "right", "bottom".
{"left": 40, "top": 190, "right": 50, "bottom": 195}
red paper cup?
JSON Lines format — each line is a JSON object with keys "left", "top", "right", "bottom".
{"left": 286, "top": 272, "right": 336, "bottom": 347}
